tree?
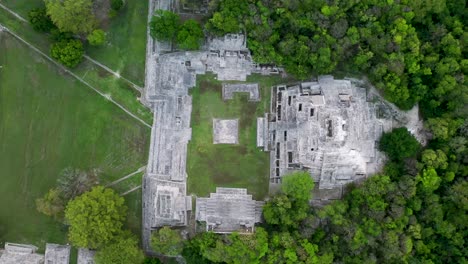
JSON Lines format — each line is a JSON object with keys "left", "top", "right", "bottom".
{"left": 177, "top": 19, "right": 204, "bottom": 50}
{"left": 57, "top": 167, "right": 98, "bottom": 200}
{"left": 28, "top": 8, "right": 55, "bottom": 32}
{"left": 149, "top": 10, "right": 180, "bottom": 41}
{"left": 65, "top": 186, "right": 127, "bottom": 249}
{"left": 150, "top": 226, "right": 183, "bottom": 256}
{"left": 201, "top": 228, "right": 268, "bottom": 264}
{"left": 44, "top": 0, "right": 96, "bottom": 34}
{"left": 281, "top": 171, "right": 315, "bottom": 202}
{"left": 87, "top": 29, "right": 106, "bottom": 46}
{"left": 50, "top": 39, "right": 84, "bottom": 68}
{"left": 94, "top": 234, "right": 145, "bottom": 264}
{"left": 379, "top": 127, "right": 421, "bottom": 161}
{"left": 263, "top": 172, "right": 314, "bottom": 228}
{"left": 36, "top": 188, "right": 64, "bottom": 219}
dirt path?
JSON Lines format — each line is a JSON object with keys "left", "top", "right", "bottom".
{"left": 0, "top": 24, "right": 151, "bottom": 128}
{"left": 106, "top": 166, "right": 146, "bottom": 187}
{"left": 0, "top": 2, "right": 28, "bottom": 23}
{"left": 84, "top": 55, "right": 143, "bottom": 93}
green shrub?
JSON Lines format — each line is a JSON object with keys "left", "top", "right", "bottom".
{"left": 87, "top": 29, "right": 106, "bottom": 46}
{"left": 50, "top": 39, "right": 84, "bottom": 68}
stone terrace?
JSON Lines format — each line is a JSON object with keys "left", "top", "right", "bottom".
{"left": 195, "top": 188, "right": 264, "bottom": 233}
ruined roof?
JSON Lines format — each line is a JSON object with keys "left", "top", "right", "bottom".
{"left": 213, "top": 119, "right": 239, "bottom": 144}
{"left": 44, "top": 243, "right": 70, "bottom": 264}
{"left": 196, "top": 188, "right": 264, "bottom": 233}
{"left": 0, "top": 243, "right": 43, "bottom": 264}
{"left": 222, "top": 83, "right": 260, "bottom": 101}
{"left": 266, "top": 76, "right": 388, "bottom": 192}
{"left": 77, "top": 248, "right": 95, "bottom": 264}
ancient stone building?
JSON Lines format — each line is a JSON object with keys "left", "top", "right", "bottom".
{"left": 195, "top": 188, "right": 264, "bottom": 233}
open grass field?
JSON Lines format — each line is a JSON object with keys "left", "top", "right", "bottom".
{"left": 187, "top": 74, "right": 288, "bottom": 200}
{"left": 0, "top": 32, "right": 149, "bottom": 250}
{"left": 0, "top": 1, "right": 152, "bottom": 124}
{"left": 1, "top": 0, "right": 148, "bottom": 85}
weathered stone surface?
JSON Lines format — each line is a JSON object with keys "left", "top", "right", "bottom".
{"left": 213, "top": 119, "right": 239, "bottom": 144}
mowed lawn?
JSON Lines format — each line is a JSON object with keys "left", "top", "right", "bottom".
{"left": 0, "top": 33, "right": 149, "bottom": 249}
{"left": 187, "top": 74, "right": 287, "bottom": 200}
{"left": 85, "top": 0, "right": 148, "bottom": 86}
{"left": 2, "top": 0, "right": 148, "bottom": 86}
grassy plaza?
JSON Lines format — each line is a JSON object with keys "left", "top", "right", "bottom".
{"left": 187, "top": 74, "right": 288, "bottom": 200}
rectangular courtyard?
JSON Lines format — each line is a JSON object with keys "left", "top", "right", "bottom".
{"left": 187, "top": 74, "right": 288, "bottom": 200}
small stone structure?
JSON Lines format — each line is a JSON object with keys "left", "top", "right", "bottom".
{"left": 196, "top": 188, "right": 264, "bottom": 233}
{"left": 222, "top": 83, "right": 260, "bottom": 102}
{"left": 44, "top": 243, "right": 71, "bottom": 264}
{"left": 0, "top": 243, "right": 71, "bottom": 264}
{"left": 0, "top": 243, "right": 43, "bottom": 264}
{"left": 213, "top": 119, "right": 239, "bottom": 144}
{"left": 77, "top": 248, "right": 95, "bottom": 264}
{"left": 262, "top": 76, "right": 425, "bottom": 201}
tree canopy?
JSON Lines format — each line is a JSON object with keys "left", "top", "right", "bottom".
{"left": 94, "top": 234, "right": 145, "bottom": 264}
{"left": 379, "top": 127, "right": 421, "bottom": 161}
{"left": 44, "top": 0, "right": 96, "bottom": 34}
{"left": 65, "top": 186, "right": 127, "bottom": 249}
{"left": 50, "top": 39, "right": 84, "bottom": 68}
{"left": 263, "top": 172, "right": 314, "bottom": 229}
{"left": 150, "top": 226, "right": 183, "bottom": 256}
{"left": 28, "top": 8, "right": 55, "bottom": 32}
{"left": 177, "top": 19, "right": 204, "bottom": 50}
{"left": 149, "top": 10, "right": 180, "bottom": 41}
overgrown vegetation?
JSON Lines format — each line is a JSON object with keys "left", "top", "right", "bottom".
{"left": 150, "top": 227, "right": 184, "bottom": 256}
{"left": 150, "top": 10, "right": 204, "bottom": 50}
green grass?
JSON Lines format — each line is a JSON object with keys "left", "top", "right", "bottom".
{"left": 0, "top": 32, "right": 149, "bottom": 250}
{"left": 2, "top": 0, "right": 148, "bottom": 85}
{"left": 0, "top": 2, "right": 152, "bottom": 124}
{"left": 187, "top": 74, "right": 288, "bottom": 200}
{"left": 86, "top": 0, "right": 149, "bottom": 86}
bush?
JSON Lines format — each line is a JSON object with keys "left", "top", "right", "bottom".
{"left": 28, "top": 8, "right": 55, "bottom": 32}
{"left": 50, "top": 39, "right": 84, "bottom": 68}
{"left": 379, "top": 127, "right": 421, "bottom": 161}
{"left": 87, "top": 29, "right": 106, "bottom": 46}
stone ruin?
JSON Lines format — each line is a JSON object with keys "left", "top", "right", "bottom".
{"left": 195, "top": 188, "right": 264, "bottom": 233}
{"left": 0, "top": 243, "right": 72, "bottom": 264}
{"left": 222, "top": 83, "right": 260, "bottom": 102}
{"left": 213, "top": 119, "right": 239, "bottom": 144}
{"left": 259, "top": 76, "right": 424, "bottom": 201}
